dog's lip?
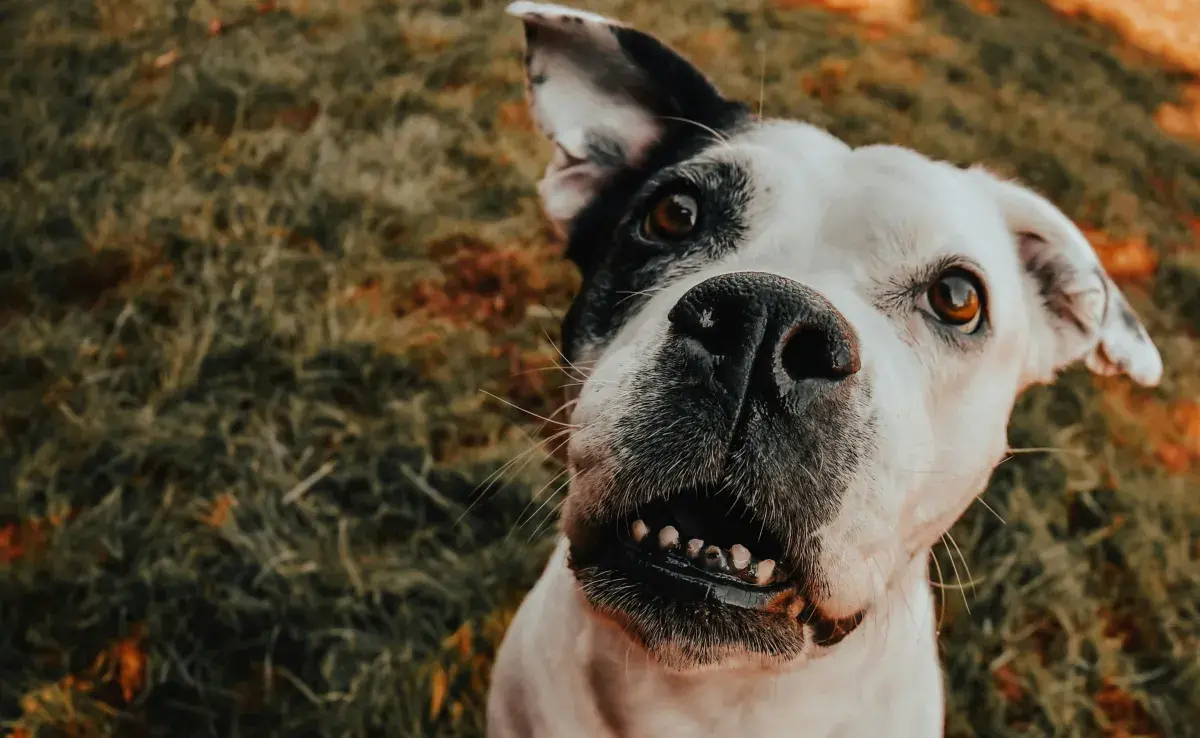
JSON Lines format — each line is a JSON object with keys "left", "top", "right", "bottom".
{"left": 609, "top": 539, "right": 795, "bottom": 610}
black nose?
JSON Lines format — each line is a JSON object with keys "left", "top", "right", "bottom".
{"left": 667, "top": 272, "right": 860, "bottom": 412}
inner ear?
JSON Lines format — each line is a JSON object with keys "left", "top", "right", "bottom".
{"left": 508, "top": 2, "right": 743, "bottom": 233}
{"left": 973, "top": 168, "right": 1163, "bottom": 387}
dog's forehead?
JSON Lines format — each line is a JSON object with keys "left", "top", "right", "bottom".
{"left": 696, "top": 121, "right": 1022, "bottom": 286}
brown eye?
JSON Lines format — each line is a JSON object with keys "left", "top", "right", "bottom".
{"left": 926, "top": 270, "right": 984, "bottom": 333}
{"left": 642, "top": 192, "right": 699, "bottom": 241}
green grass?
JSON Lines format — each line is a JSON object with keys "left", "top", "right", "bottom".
{"left": 0, "top": 0, "right": 1198, "bottom": 735}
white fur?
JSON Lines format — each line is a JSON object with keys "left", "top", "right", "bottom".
{"left": 489, "top": 5, "right": 1163, "bottom": 737}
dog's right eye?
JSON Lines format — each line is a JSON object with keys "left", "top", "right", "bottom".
{"left": 641, "top": 192, "right": 699, "bottom": 241}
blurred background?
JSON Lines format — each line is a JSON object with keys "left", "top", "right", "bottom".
{"left": 1, "top": 0, "right": 1198, "bottom": 735}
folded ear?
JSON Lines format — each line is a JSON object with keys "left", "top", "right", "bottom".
{"left": 972, "top": 168, "right": 1163, "bottom": 387}
{"left": 507, "top": 2, "right": 737, "bottom": 233}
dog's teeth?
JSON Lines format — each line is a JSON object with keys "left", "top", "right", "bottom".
{"left": 704, "top": 545, "right": 729, "bottom": 572}
{"left": 730, "top": 544, "right": 751, "bottom": 570}
{"left": 755, "top": 559, "right": 776, "bottom": 585}
{"left": 631, "top": 519, "right": 649, "bottom": 543}
{"left": 686, "top": 539, "right": 704, "bottom": 559}
{"left": 658, "top": 525, "right": 679, "bottom": 550}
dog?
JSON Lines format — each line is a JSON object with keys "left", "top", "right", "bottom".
{"left": 486, "top": 4, "right": 1164, "bottom": 736}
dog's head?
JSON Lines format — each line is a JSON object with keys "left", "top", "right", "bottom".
{"left": 508, "top": 2, "right": 1162, "bottom": 670}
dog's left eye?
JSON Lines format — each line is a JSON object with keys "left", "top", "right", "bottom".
{"left": 923, "top": 270, "right": 985, "bottom": 334}
{"left": 642, "top": 192, "right": 699, "bottom": 241}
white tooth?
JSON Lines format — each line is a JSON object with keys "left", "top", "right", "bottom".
{"left": 632, "top": 519, "right": 649, "bottom": 543}
{"left": 730, "top": 544, "right": 751, "bottom": 570}
{"left": 658, "top": 525, "right": 679, "bottom": 550}
{"left": 755, "top": 559, "right": 776, "bottom": 585}
{"left": 686, "top": 538, "right": 704, "bottom": 558}
{"left": 704, "top": 545, "right": 728, "bottom": 571}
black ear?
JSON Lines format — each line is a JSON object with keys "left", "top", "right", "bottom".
{"left": 971, "top": 167, "right": 1163, "bottom": 388}
{"left": 508, "top": 2, "right": 736, "bottom": 232}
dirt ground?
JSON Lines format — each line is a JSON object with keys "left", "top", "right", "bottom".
{"left": 1, "top": 0, "right": 1198, "bottom": 736}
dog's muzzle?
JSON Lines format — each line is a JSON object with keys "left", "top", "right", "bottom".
{"left": 567, "top": 272, "right": 869, "bottom": 654}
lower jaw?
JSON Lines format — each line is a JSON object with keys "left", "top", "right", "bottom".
{"left": 571, "top": 563, "right": 814, "bottom": 669}
{"left": 569, "top": 547, "right": 868, "bottom": 657}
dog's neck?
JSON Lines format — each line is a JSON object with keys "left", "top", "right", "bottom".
{"left": 507, "top": 540, "right": 943, "bottom": 737}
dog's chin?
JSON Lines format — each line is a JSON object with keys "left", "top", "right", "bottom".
{"left": 570, "top": 561, "right": 815, "bottom": 671}
{"left": 564, "top": 486, "right": 866, "bottom": 671}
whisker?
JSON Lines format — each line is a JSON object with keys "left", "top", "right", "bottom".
{"left": 940, "top": 534, "right": 971, "bottom": 615}
{"left": 945, "top": 531, "right": 977, "bottom": 599}
{"left": 756, "top": 38, "right": 767, "bottom": 120}
{"left": 658, "top": 115, "right": 731, "bottom": 147}
{"left": 454, "top": 426, "right": 573, "bottom": 525}
{"left": 1004, "top": 446, "right": 1087, "bottom": 457}
{"left": 528, "top": 485, "right": 572, "bottom": 541}
{"left": 480, "top": 390, "right": 578, "bottom": 428}
{"left": 543, "top": 331, "right": 593, "bottom": 383}
{"left": 929, "top": 549, "right": 947, "bottom": 633}
{"left": 510, "top": 463, "right": 572, "bottom": 539}
{"left": 975, "top": 495, "right": 1007, "bottom": 525}
{"left": 614, "top": 288, "right": 664, "bottom": 309}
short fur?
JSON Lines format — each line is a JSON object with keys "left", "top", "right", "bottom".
{"left": 488, "top": 4, "right": 1163, "bottom": 737}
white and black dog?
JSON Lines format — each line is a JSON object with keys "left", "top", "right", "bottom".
{"left": 487, "top": 4, "right": 1164, "bottom": 736}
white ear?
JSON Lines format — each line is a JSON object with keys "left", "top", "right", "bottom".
{"left": 973, "top": 168, "right": 1163, "bottom": 387}
{"left": 507, "top": 2, "right": 733, "bottom": 233}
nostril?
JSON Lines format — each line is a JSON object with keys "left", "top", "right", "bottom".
{"left": 779, "top": 325, "right": 859, "bottom": 382}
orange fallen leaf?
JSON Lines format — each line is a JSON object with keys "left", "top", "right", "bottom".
{"left": 0, "top": 524, "right": 19, "bottom": 564}
{"left": 1043, "top": 0, "right": 1200, "bottom": 76}
{"left": 1094, "top": 678, "right": 1160, "bottom": 737}
{"left": 208, "top": 18, "right": 223, "bottom": 35}
{"left": 429, "top": 666, "right": 449, "bottom": 719}
{"left": 772, "top": 0, "right": 916, "bottom": 27}
{"left": 91, "top": 630, "right": 147, "bottom": 703}
{"left": 1155, "top": 102, "right": 1200, "bottom": 141}
{"left": 1173, "top": 401, "right": 1200, "bottom": 457}
{"left": 112, "top": 638, "right": 146, "bottom": 702}
{"left": 0, "top": 512, "right": 73, "bottom": 565}
{"left": 1154, "top": 442, "right": 1190, "bottom": 474}
{"left": 153, "top": 48, "right": 180, "bottom": 69}
{"left": 992, "top": 664, "right": 1024, "bottom": 703}
{"left": 1097, "top": 378, "right": 1200, "bottom": 475}
{"left": 443, "top": 622, "right": 474, "bottom": 659}
{"left": 200, "top": 494, "right": 238, "bottom": 528}
{"left": 496, "top": 101, "right": 533, "bottom": 133}
{"left": 1083, "top": 229, "right": 1158, "bottom": 282}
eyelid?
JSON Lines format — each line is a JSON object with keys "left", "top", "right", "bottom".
{"left": 918, "top": 257, "right": 988, "bottom": 294}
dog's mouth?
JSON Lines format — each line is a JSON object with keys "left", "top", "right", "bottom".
{"left": 569, "top": 487, "right": 800, "bottom": 610}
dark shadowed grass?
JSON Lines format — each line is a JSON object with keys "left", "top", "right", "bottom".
{"left": 0, "top": 0, "right": 1197, "bottom": 736}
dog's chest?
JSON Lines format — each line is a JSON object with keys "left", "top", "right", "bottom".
{"left": 597, "top": 650, "right": 942, "bottom": 738}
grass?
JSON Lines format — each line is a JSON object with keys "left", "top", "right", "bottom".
{"left": 0, "top": 0, "right": 1198, "bottom": 735}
